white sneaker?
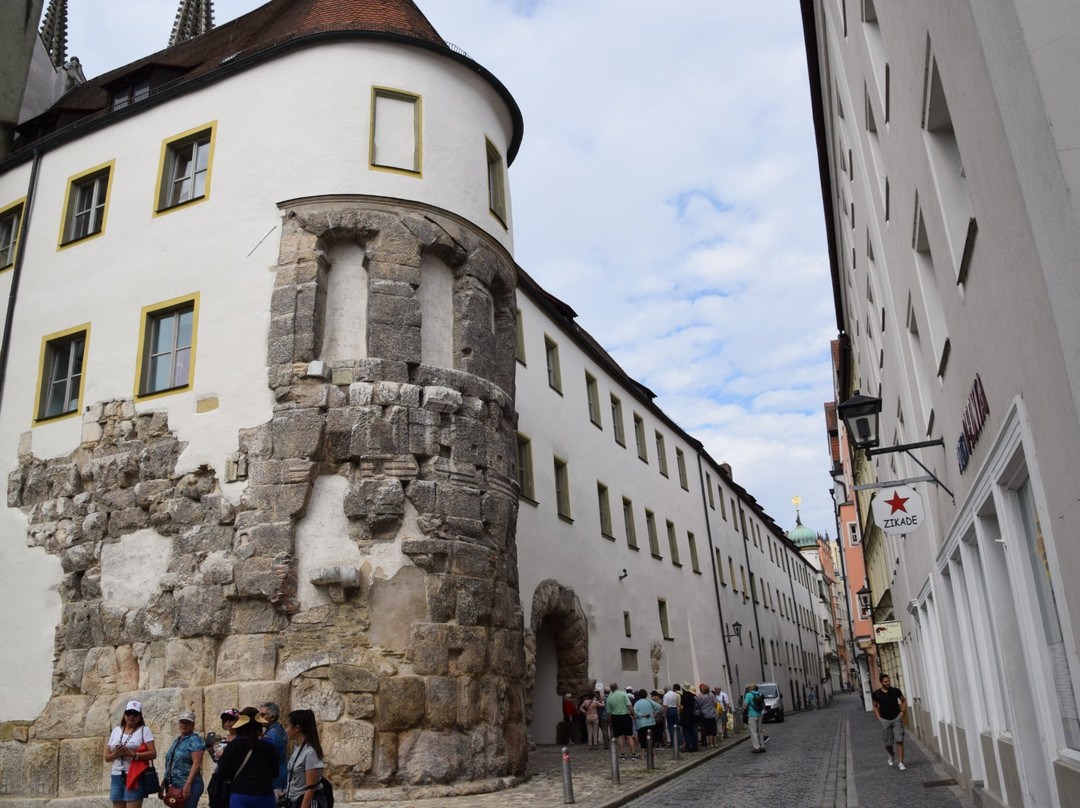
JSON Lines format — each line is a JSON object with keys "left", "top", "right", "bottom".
{"left": 898, "top": 762, "right": 907, "bottom": 771}
{"left": 888, "top": 756, "right": 894, "bottom": 766}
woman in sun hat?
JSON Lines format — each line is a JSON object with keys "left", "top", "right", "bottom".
{"left": 105, "top": 699, "right": 157, "bottom": 808}
{"left": 214, "top": 707, "right": 278, "bottom": 807}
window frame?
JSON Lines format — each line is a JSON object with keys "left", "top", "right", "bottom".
{"left": 370, "top": 88, "right": 422, "bottom": 176}
{"left": 0, "top": 198, "right": 25, "bottom": 270}
{"left": 585, "top": 371, "right": 602, "bottom": 428}
{"left": 486, "top": 137, "right": 507, "bottom": 226}
{"left": 58, "top": 161, "right": 114, "bottom": 248}
{"left": 634, "top": 413, "right": 648, "bottom": 462}
{"left": 134, "top": 293, "right": 199, "bottom": 400}
{"left": 553, "top": 455, "right": 572, "bottom": 522}
{"left": 622, "top": 497, "right": 638, "bottom": 550}
{"left": 516, "top": 433, "right": 536, "bottom": 502}
{"left": 646, "top": 509, "right": 661, "bottom": 558}
{"left": 666, "top": 519, "right": 681, "bottom": 566}
{"left": 154, "top": 122, "right": 216, "bottom": 215}
{"left": 610, "top": 394, "right": 625, "bottom": 446}
{"left": 658, "top": 599, "right": 673, "bottom": 641}
{"left": 655, "top": 431, "right": 668, "bottom": 477}
{"left": 514, "top": 308, "right": 526, "bottom": 364}
{"left": 34, "top": 323, "right": 91, "bottom": 423}
{"left": 676, "top": 448, "right": 688, "bottom": 490}
{"left": 597, "top": 481, "right": 614, "bottom": 539}
{"left": 688, "top": 531, "right": 700, "bottom": 573}
{"left": 544, "top": 335, "right": 562, "bottom": 393}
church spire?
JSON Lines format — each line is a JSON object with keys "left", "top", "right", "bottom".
{"left": 169, "top": 0, "right": 215, "bottom": 47}
{"left": 39, "top": 0, "right": 69, "bottom": 68}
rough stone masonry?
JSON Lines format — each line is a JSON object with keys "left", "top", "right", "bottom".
{"left": 2, "top": 200, "right": 528, "bottom": 800}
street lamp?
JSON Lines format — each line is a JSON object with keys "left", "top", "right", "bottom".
{"left": 724, "top": 621, "right": 742, "bottom": 645}
{"left": 856, "top": 585, "right": 872, "bottom": 618}
{"left": 837, "top": 390, "right": 882, "bottom": 451}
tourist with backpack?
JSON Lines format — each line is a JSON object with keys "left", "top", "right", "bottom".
{"left": 284, "top": 709, "right": 332, "bottom": 808}
{"left": 745, "top": 684, "right": 766, "bottom": 754}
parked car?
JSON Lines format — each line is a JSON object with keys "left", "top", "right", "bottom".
{"left": 757, "top": 682, "right": 784, "bottom": 722}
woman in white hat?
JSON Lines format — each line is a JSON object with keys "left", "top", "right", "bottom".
{"left": 105, "top": 699, "right": 157, "bottom": 808}
{"left": 164, "top": 710, "right": 206, "bottom": 805}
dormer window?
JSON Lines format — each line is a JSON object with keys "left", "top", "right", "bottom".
{"left": 111, "top": 77, "right": 150, "bottom": 110}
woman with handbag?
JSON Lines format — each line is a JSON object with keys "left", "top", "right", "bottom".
{"left": 162, "top": 710, "right": 206, "bottom": 806}
{"left": 214, "top": 707, "right": 278, "bottom": 808}
{"left": 106, "top": 700, "right": 158, "bottom": 808}
{"left": 284, "top": 710, "right": 325, "bottom": 808}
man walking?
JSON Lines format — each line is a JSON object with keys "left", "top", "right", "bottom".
{"left": 745, "top": 683, "right": 766, "bottom": 753}
{"left": 606, "top": 681, "right": 638, "bottom": 760}
{"left": 872, "top": 674, "right": 907, "bottom": 770}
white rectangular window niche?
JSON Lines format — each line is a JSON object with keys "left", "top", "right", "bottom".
{"left": 371, "top": 88, "right": 421, "bottom": 174}
{"left": 419, "top": 253, "right": 454, "bottom": 368}
{"left": 322, "top": 242, "right": 369, "bottom": 363}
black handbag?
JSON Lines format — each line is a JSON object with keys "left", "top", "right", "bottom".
{"left": 139, "top": 763, "right": 161, "bottom": 797}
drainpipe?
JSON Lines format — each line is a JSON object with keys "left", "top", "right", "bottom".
{"left": 0, "top": 148, "right": 41, "bottom": 421}
{"left": 694, "top": 451, "right": 734, "bottom": 693}
{"left": 786, "top": 553, "right": 808, "bottom": 706}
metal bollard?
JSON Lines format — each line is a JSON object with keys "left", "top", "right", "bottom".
{"left": 646, "top": 728, "right": 655, "bottom": 769}
{"left": 561, "top": 746, "right": 575, "bottom": 804}
{"left": 610, "top": 738, "right": 621, "bottom": 784}
{"left": 672, "top": 725, "right": 680, "bottom": 761}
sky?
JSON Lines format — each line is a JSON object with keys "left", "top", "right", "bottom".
{"left": 60, "top": 0, "right": 840, "bottom": 539}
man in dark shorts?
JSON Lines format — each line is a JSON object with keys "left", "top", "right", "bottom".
{"left": 872, "top": 674, "right": 907, "bottom": 770}
{"left": 605, "top": 681, "right": 638, "bottom": 760}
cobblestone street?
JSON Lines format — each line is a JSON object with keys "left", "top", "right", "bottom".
{"left": 338, "top": 694, "right": 976, "bottom": 807}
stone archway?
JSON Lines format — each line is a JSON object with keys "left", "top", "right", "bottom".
{"left": 526, "top": 580, "right": 590, "bottom": 743}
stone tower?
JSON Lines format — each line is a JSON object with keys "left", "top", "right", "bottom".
{"left": 0, "top": 0, "right": 527, "bottom": 798}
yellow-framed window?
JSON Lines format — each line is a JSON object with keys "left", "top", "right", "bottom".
{"left": 370, "top": 88, "right": 422, "bottom": 175}
{"left": 155, "top": 122, "right": 216, "bottom": 214}
{"left": 58, "top": 161, "right": 114, "bottom": 247}
{"left": 486, "top": 137, "right": 507, "bottom": 226}
{"left": 135, "top": 293, "right": 199, "bottom": 399}
{"left": 34, "top": 323, "right": 91, "bottom": 423}
{"left": 0, "top": 198, "right": 26, "bottom": 270}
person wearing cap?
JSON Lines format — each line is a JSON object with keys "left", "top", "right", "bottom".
{"left": 106, "top": 700, "right": 157, "bottom": 808}
{"left": 210, "top": 710, "right": 240, "bottom": 764}
{"left": 164, "top": 710, "right": 206, "bottom": 805}
{"left": 215, "top": 707, "right": 279, "bottom": 807}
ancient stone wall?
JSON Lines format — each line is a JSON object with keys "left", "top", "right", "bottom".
{"left": 1, "top": 201, "right": 527, "bottom": 801}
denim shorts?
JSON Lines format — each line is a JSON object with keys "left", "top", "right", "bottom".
{"left": 110, "top": 772, "right": 143, "bottom": 802}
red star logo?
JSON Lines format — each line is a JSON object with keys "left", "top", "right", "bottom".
{"left": 884, "top": 491, "right": 909, "bottom": 514}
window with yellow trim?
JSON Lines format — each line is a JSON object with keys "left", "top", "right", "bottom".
{"left": 0, "top": 200, "right": 24, "bottom": 269}
{"left": 61, "top": 163, "right": 112, "bottom": 245}
{"left": 370, "top": 88, "right": 421, "bottom": 174}
{"left": 36, "top": 325, "right": 89, "bottom": 421}
{"left": 137, "top": 295, "right": 198, "bottom": 397}
{"left": 486, "top": 138, "right": 507, "bottom": 225}
{"left": 157, "top": 124, "right": 214, "bottom": 212}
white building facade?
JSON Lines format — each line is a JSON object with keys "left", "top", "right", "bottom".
{"left": 803, "top": 1, "right": 1080, "bottom": 805}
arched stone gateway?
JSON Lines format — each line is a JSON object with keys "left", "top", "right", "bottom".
{"left": 526, "top": 580, "right": 590, "bottom": 743}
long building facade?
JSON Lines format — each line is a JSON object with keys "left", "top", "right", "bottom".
{"left": 803, "top": 1, "right": 1080, "bottom": 806}
{"left": 0, "top": 0, "right": 830, "bottom": 801}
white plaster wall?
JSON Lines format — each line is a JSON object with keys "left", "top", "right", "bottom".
{"left": 0, "top": 35, "right": 517, "bottom": 722}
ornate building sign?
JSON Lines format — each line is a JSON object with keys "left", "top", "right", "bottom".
{"left": 956, "top": 374, "right": 990, "bottom": 473}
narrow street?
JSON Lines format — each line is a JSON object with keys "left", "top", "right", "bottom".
{"left": 623, "top": 693, "right": 975, "bottom": 808}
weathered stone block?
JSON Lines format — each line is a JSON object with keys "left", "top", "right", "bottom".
{"left": 375, "top": 677, "right": 425, "bottom": 731}
{"left": 291, "top": 678, "right": 344, "bottom": 722}
{"left": 456, "top": 577, "right": 494, "bottom": 627}
{"left": 397, "top": 730, "right": 464, "bottom": 784}
{"left": 374, "top": 730, "right": 398, "bottom": 783}
{"left": 201, "top": 683, "right": 240, "bottom": 728}
{"left": 345, "top": 693, "right": 375, "bottom": 719}
{"left": 327, "top": 665, "right": 379, "bottom": 693}
{"left": 271, "top": 409, "right": 324, "bottom": 459}
{"left": 216, "top": 634, "right": 277, "bottom": 683}
{"left": 368, "top": 565, "right": 429, "bottom": 650}
{"left": 230, "top": 600, "right": 289, "bottom": 634}
{"left": 343, "top": 479, "right": 403, "bottom": 519}
{"left": 425, "top": 677, "right": 457, "bottom": 730}
{"left": 81, "top": 646, "right": 139, "bottom": 695}
{"left": 165, "top": 637, "right": 216, "bottom": 687}
{"left": 321, "top": 719, "right": 375, "bottom": 774}
{"left": 236, "top": 681, "right": 289, "bottom": 715}
{"left": 58, "top": 737, "right": 105, "bottom": 797}
{"left": 421, "top": 385, "right": 461, "bottom": 413}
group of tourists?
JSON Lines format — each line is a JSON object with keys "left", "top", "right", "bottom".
{"left": 562, "top": 681, "right": 735, "bottom": 761}
{"left": 106, "top": 699, "right": 329, "bottom": 808}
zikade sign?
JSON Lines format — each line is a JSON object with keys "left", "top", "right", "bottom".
{"left": 870, "top": 485, "right": 925, "bottom": 535}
